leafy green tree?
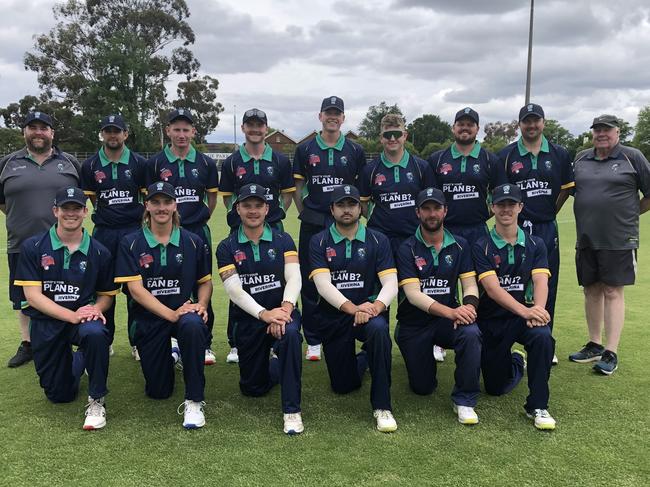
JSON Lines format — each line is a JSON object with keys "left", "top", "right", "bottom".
{"left": 483, "top": 120, "right": 519, "bottom": 144}
{"left": 0, "top": 128, "right": 24, "bottom": 155}
{"left": 421, "top": 141, "right": 452, "bottom": 159}
{"left": 358, "top": 102, "right": 404, "bottom": 140}
{"left": 633, "top": 106, "right": 650, "bottom": 159}
{"left": 173, "top": 75, "right": 224, "bottom": 144}
{"left": 355, "top": 136, "right": 382, "bottom": 154}
{"left": 481, "top": 136, "right": 510, "bottom": 154}
{"left": 543, "top": 119, "right": 574, "bottom": 147}
{"left": 406, "top": 114, "right": 452, "bottom": 153}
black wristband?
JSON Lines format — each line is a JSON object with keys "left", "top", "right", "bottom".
{"left": 463, "top": 295, "right": 479, "bottom": 309}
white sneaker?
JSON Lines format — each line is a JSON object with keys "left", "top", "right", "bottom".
{"left": 226, "top": 347, "right": 239, "bottom": 363}
{"left": 171, "top": 338, "right": 183, "bottom": 370}
{"left": 373, "top": 409, "right": 397, "bottom": 432}
{"left": 109, "top": 345, "right": 114, "bottom": 356}
{"left": 526, "top": 408, "right": 556, "bottom": 430}
{"left": 433, "top": 345, "right": 446, "bottom": 362}
{"left": 131, "top": 346, "right": 140, "bottom": 361}
{"left": 552, "top": 353, "right": 559, "bottom": 366}
{"left": 513, "top": 349, "right": 527, "bottom": 369}
{"left": 283, "top": 412, "right": 304, "bottom": 435}
{"left": 305, "top": 344, "right": 322, "bottom": 361}
{"left": 453, "top": 403, "right": 479, "bottom": 425}
{"left": 83, "top": 396, "right": 106, "bottom": 430}
{"left": 204, "top": 349, "right": 216, "bottom": 366}
{"left": 178, "top": 400, "right": 206, "bottom": 429}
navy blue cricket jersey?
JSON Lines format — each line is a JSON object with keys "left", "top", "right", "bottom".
{"left": 359, "top": 151, "right": 435, "bottom": 238}
{"left": 498, "top": 136, "right": 574, "bottom": 223}
{"left": 114, "top": 226, "right": 212, "bottom": 322}
{"left": 81, "top": 146, "right": 148, "bottom": 227}
{"left": 220, "top": 144, "right": 295, "bottom": 226}
{"left": 293, "top": 133, "right": 365, "bottom": 215}
{"left": 396, "top": 227, "right": 476, "bottom": 324}
{"left": 15, "top": 226, "right": 119, "bottom": 320}
{"left": 428, "top": 142, "right": 501, "bottom": 226}
{"left": 308, "top": 223, "right": 396, "bottom": 315}
{"left": 473, "top": 226, "right": 550, "bottom": 320}
{"left": 216, "top": 224, "right": 298, "bottom": 321}
{"left": 147, "top": 145, "right": 219, "bottom": 226}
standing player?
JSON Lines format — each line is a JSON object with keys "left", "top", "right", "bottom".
{"left": 309, "top": 185, "right": 398, "bottom": 432}
{"left": 396, "top": 188, "right": 482, "bottom": 424}
{"left": 115, "top": 182, "right": 212, "bottom": 429}
{"left": 498, "top": 104, "right": 574, "bottom": 365}
{"left": 1, "top": 112, "right": 81, "bottom": 368}
{"left": 14, "top": 187, "right": 117, "bottom": 430}
{"left": 219, "top": 108, "right": 295, "bottom": 364}
{"left": 359, "top": 114, "right": 435, "bottom": 255}
{"left": 147, "top": 108, "right": 219, "bottom": 365}
{"left": 216, "top": 183, "right": 304, "bottom": 435}
{"left": 473, "top": 184, "right": 556, "bottom": 430}
{"left": 81, "top": 114, "right": 148, "bottom": 359}
{"left": 293, "top": 96, "right": 366, "bottom": 361}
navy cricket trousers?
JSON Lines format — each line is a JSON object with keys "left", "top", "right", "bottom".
{"left": 298, "top": 220, "right": 327, "bottom": 346}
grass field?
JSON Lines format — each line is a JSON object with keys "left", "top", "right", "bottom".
{"left": 1, "top": 203, "right": 648, "bottom": 486}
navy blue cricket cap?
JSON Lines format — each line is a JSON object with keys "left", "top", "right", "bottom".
{"left": 167, "top": 108, "right": 194, "bottom": 124}
{"left": 416, "top": 187, "right": 446, "bottom": 208}
{"left": 146, "top": 182, "right": 176, "bottom": 201}
{"left": 331, "top": 184, "right": 360, "bottom": 204}
{"left": 454, "top": 107, "right": 479, "bottom": 124}
{"left": 100, "top": 114, "right": 127, "bottom": 131}
{"left": 492, "top": 183, "right": 522, "bottom": 204}
{"left": 23, "top": 111, "right": 54, "bottom": 129}
{"left": 55, "top": 187, "right": 87, "bottom": 207}
{"left": 242, "top": 108, "right": 268, "bottom": 125}
{"left": 321, "top": 96, "right": 344, "bottom": 113}
{"left": 519, "top": 103, "right": 545, "bottom": 121}
{"left": 237, "top": 183, "right": 268, "bottom": 203}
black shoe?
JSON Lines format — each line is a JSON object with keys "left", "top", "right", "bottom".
{"left": 593, "top": 350, "right": 618, "bottom": 375}
{"left": 7, "top": 341, "right": 33, "bottom": 368}
{"left": 568, "top": 341, "right": 604, "bottom": 363}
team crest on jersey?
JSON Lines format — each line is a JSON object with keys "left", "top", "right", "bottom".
{"left": 204, "top": 244, "right": 210, "bottom": 255}
{"left": 493, "top": 254, "right": 501, "bottom": 268}
{"left": 124, "top": 169, "right": 132, "bottom": 179}
{"left": 473, "top": 164, "right": 480, "bottom": 174}
{"left": 267, "top": 249, "right": 277, "bottom": 260}
{"left": 191, "top": 168, "right": 199, "bottom": 178}
{"left": 266, "top": 166, "right": 274, "bottom": 176}
{"left": 357, "top": 248, "right": 366, "bottom": 259}
{"left": 374, "top": 173, "right": 387, "bottom": 186}
{"left": 234, "top": 250, "right": 247, "bottom": 265}
{"left": 326, "top": 247, "right": 337, "bottom": 261}
{"left": 139, "top": 253, "right": 154, "bottom": 268}
{"left": 511, "top": 161, "right": 524, "bottom": 174}
{"left": 79, "top": 261, "right": 87, "bottom": 272}
{"left": 439, "top": 163, "right": 452, "bottom": 175}
{"left": 94, "top": 170, "right": 107, "bottom": 183}
{"left": 308, "top": 154, "right": 320, "bottom": 166}
{"left": 175, "top": 253, "right": 183, "bottom": 264}
{"left": 57, "top": 163, "right": 64, "bottom": 172}
{"left": 406, "top": 172, "right": 414, "bottom": 182}
{"left": 445, "top": 255, "right": 453, "bottom": 265}
{"left": 544, "top": 160, "right": 552, "bottom": 170}
{"left": 522, "top": 253, "right": 526, "bottom": 262}
{"left": 41, "top": 254, "right": 55, "bottom": 270}
{"left": 611, "top": 163, "right": 619, "bottom": 172}
{"left": 415, "top": 256, "right": 427, "bottom": 270}
{"left": 160, "top": 168, "right": 173, "bottom": 181}
{"left": 236, "top": 166, "right": 247, "bottom": 179}
{"left": 340, "top": 156, "right": 348, "bottom": 166}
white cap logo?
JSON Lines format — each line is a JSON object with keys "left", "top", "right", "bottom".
{"left": 250, "top": 185, "right": 257, "bottom": 194}
{"left": 344, "top": 185, "right": 350, "bottom": 194}
{"left": 527, "top": 104, "right": 533, "bottom": 112}
{"left": 331, "top": 97, "right": 337, "bottom": 104}
{"left": 157, "top": 182, "right": 164, "bottom": 190}
{"left": 464, "top": 108, "right": 471, "bottom": 114}
{"left": 35, "top": 111, "right": 41, "bottom": 118}
{"left": 109, "top": 116, "right": 115, "bottom": 122}
{"left": 503, "top": 185, "right": 510, "bottom": 194}
{"left": 67, "top": 188, "right": 75, "bottom": 197}
{"left": 427, "top": 188, "right": 433, "bottom": 196}
{"left": 178, "top": 109, "right": 184, "bottom": 115}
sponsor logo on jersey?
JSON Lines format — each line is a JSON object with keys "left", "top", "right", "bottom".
{"left": 415, "top": 256, "right": 427, "bottom": 270}
{"left": 439, "top": 163, "right": 452, "bottom": 175}
{"left": 511, "top": 161, "right": 524, "bottom": 174}
{"left": 139, "top": 253, "right": 154, "bottom": 268}
{"left": 326, "top": 247, "right": 337, "bottom": 261}
{"left": 308, "top": 154, "right": 320, "bottom": 166}
{"left": 234, "top": 250, "right": 247, "bottom": 265}
{"left": 160, "top": 168, "right": 173, "bottom": 181}
{"left": 236, "top": 166, "right": 247, "bottom": 179}
{"left": 41, "top": 254, "right": 55, "bottom": 270}
{"left": 94, "top": 170, "right": 107, "bottom": 183}
{"left": 374, "top": 173, "right": 387, "bottom": 185}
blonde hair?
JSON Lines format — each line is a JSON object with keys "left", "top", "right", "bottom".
{"left": 380, "top": 114, "right": 406, "bottom": 132}
{"left": 142, "top": 208, "right": 181, "bottom": 228}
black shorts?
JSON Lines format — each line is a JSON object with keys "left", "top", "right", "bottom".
{"left": 7, "top": 253, "right": 25, "bottom": 310}
{"left": 575, "top": 248, "right": 637, "bottom": 287}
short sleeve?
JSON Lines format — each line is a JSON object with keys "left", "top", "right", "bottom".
{"left": 632, "top": 151, "right": 650, "bottom": 197}
{"left": 293, "top": 145, "right": 306, "bottom": 180}
{"left": 308, "top": 232, "right": 329, "bottom": 278}
{"left": 204, "top": 155, "right": 219, "bottom": 192}
{"left": 279, "top": 154, "right": 296, "bottom": 192}
{"left": 80, "top": 157, "right": 96, "bottom": 195}
{"left": 472, "top": 240, "right": 496, "bottom": 282}
{"left": 358, "top": 163, "right": 372, "bottom": 200}
{"left": 458, "top": 240, "right": 476, "bottom": 278}
{"left": 216, "top": 238, "right": 236, "bottom": 274}
{"left": 114, "top": 235, "right": 142, "bottom": 283}
{"left": 14, "top": 238, "right": 42, "bottom": 286}
{"left": 374, "top": 232, "right": 396, "bottom": 276}
{"left": 531, "top": 236, "right": 549, "bottom": 273}
{"left": 396, "top": 240, "right": 418, "bottom": 285}
{"left": 279, "top": 232, "right": 298, "bottom": 257}
{"left": 557, "top": 146, "right": 574, "bottom": 189}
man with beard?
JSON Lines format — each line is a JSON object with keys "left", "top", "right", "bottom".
{"left": 1, "top": 112, "right": 80, "bottom": 368}
{"left": 81, "top": 115, "right": 148, "bottom": 358}
{"left": 293, "top": 96, "right": 366, "bottom": 361}
{"left": 396, "top": 187, "right": 482, "bottom": 425}
{"left": 427, "top": 107, "right": 500, "bottom": 362}
{"left": 309, "top": 185, "right": 398, "bottom": 432}
{"left": 219, "top": 108, "right": 295, "bottom": 364}
{"left": 497, "top": 104, "right": 573, "bottom": 366}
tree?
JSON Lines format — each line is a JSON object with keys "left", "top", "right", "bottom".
{"left": 421, "top": 141, "right": 451, "bottom": 158}
{"left": 543, "top": 119, "right": 574, "bottom": 148}
{"left": 173, "top": 75, "right": 224, "bottom": 144}
{"left": 358, "top": 102, "right": 404, "bottom": 140}
{"left": 406, "top": 114, "right": 452, "bottom": 153}
{"left": 0, "top": 128, "right": 24, "bottom": 155}
{"left": 633, "top": 106, "right": 650, "bottom": 159}
{"left": 483, "top": 120, "right": 519, "bottom": 144}
{"left": 619, "top": 119, "right": 633, "bottom": 143}
{"left": 481, "top": 136, "right": 509, "bottom": 154}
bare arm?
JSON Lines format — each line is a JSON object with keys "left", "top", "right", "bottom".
{"left": 207, "top": 192, "right": 218, "bottom": 217}
{"left": 281, "top": 192, "right": 293, "bottom": 212}
{"left": 222, "top": 194, "right": 232, "bottom": 209}
{"left": 127, "top": 279, "right": 178, "bottom": 323}
{"left": 479, "top": 274, "right": 549, "bottom": 323}
{"left": 361, "top": 200, "right": 369, "bottom": 218}
{"left": 555, "top": 188, "right": 571, "bottom": 213}
{"left": 640, "top": 196, "right": 650, "bottom": 214}
{"left": 293, "top": 179, "right": 304, "bottom": 213}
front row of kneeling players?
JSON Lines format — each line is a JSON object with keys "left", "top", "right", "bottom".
{"left": 15, "top": 181, "right": 556, "bottom": 433}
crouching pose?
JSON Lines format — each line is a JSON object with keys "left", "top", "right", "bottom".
{"left": 216, "top": 183, "right": 304, "bottom": 435}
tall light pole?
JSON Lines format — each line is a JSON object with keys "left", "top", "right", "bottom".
{"left": 525, "top": 0, "right": 535, "bottom": 104}
{"left": 233, "top": 105, "right": 237, "bottom": 146}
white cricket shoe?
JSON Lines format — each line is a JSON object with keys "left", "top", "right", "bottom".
{"left": 83, "top": 396, "right": 106, "bottom": 430}
{"left": 131, "top": 346, "right": 140, "bottom": 361}
{"left": 204, "top": 349, "right": 216, "bottom": 366}
{"left": 373, "top": 409, "right": 397, "bottom": 433}
{"left": 526, "top": 409, "right": 556, "bottom": 430}
{"left": 305, "top": 344, "right": 322, "bottom": 361}
{"left": 179, "top": 400, "right": 206, "bottom": 429}
{"left": 283, "top": 412, "right": 304, "bottom": 435}
{"left": 453, "top": 403, "right": 479, "bottom": 425}
{"left": 226, "top": 347, "right": 239, "bottom": 363}
{"left": 434, "top": 345, "right": 446, "bottom": 362}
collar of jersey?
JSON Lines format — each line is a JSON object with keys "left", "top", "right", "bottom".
{"left": 237, "top": 223, "right": 273, "bottom": 244}
{"left": 589, "top": 143, "right": 623, "bottom": 161}
{"left": 316, "top": 132, "right": 345, "bottom": 151}
{"left": 240, "top": 143, "right": 272, "bottom": 163}
{"left": 164, "top": 144, "right": 196, "bottom": 163}
{"left": 329, "top": 222, "right": 366, "bottom": 243}
{"left": 49, "top": 225, "right": 91, "bottom": 255}
{"left": 23, "top": 146, "right": 60, "bottom": 163}
{"left": 99, "top": 146, "right": 131, "bottom": 167}
{"left": 517, "top": 135, "right": 549, "bottom": 157}
{"left": 490, "top": 225, "right": 525, "bottom": 249}
{"left": 143, "top": 225, "right": 181, "bottom": 248}
{"left": 415, "top": 226, "right": 456, "bottom": 250}
{"left": 451, "top": 141, "right": 481, "bottom": 160}
{"left": 380, "top": 150, "right": 410, "bottom": 169}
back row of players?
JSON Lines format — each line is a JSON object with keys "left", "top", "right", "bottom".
{"left": 7, "top": 97, "right": 575, "bottom": 434}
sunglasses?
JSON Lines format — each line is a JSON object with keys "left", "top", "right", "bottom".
{"left": 244, "top": 109, "right": 267, "bottom": 120}
{"left": 381, "top": 130, "right": 404, "bottom": 140}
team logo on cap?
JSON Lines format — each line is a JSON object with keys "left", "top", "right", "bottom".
{"left": 191, "top": 168, "right": 199, "bottom": 178}
{"left": 445, "top": 255, "right": 453, "bottom": 265}
{"left": 139, "top": 253, "right": 153, "bottom": 268}
{"left": 79, "top": 261, "right": 87, "bottom": 272}
{"left": 175, "top": 254, "right": 183, "bottom": 264}
{"left": 267, "top": 249, "right": 277, "bottom": 261}
{"left": 503, "top": 185, "right": 510, "bottom": 194}
{"left": 406, "top": 172, "right": 414, "bottom": 182}
{"left": 357, "top": 248, "right": 366, "bottom": 259}
{"left": 67, "top": 188, "right": 75, "bottom": 197}
{"left": 41, "top": 255, "right": 55, "bottom": 270}
{"left": 464, "top": 108, "right": 471, "bottom": 114}
{"left": 344, "top": 185, "right": 351, "bottom": 194}
{"left": 250, "top": 185, "right": 257, "bottom": 194}
{"left": 473, "top": 164, "right": 480, "bottom": 174}
{"left": 95, "top": 171, "right": 106, "bottom": 183}
{"left": 57, "top": 163, "right": 64, "bottom": 172}
{"left": 340, "top": 156, "right": 348, "bottom": 166}
{"left": 160, "top": 169, "right": 172, "bottom": 181}
{"left": 109, "top": 116, "right": 115, "bottom": 123}
{"left": 178, "top": 109, "right": 185, "bottom": 115}
{"left": 35, "top": 111, "right": 41, "bottom": 118}
{"left": 331, "top": 97, "right": 337, "bottom": 104}
{"left": 427, "top": 188, "right": 433, "bottom": 196}
{"left": 157, "top": 182, "right": 164, "bottom": 191}
{"left": 527, "top": 104, "right": 533, "bottom": 112}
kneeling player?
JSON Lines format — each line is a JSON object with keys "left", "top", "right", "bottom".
{"left": 473, "top": 184, "right": 556, "bottom": 430}
{"left": 309, "top": 185, "right": 398, "bottom": 432}
{"left": 396, "top": 188, "right": 482, "bottom": 424}
{"left": 115, "top": 182, "right": 212, "bottom": 429}
{"left": 15, "top": 187, "right": 118, "bottom": 430}
{"left": 217, "top": 183, "right": 304, "bottom": 435}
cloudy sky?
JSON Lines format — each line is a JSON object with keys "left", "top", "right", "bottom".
{"left": 2, "top": 0, "right": 650, "bottom": 143}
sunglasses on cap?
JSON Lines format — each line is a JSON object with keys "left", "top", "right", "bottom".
{"left": 381, "top": 130, "right": 404, "bottom": 140}
{"left": 244, "top": 109, "right": 266, "bottom": 119}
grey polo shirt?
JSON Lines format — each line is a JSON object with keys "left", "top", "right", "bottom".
{"left": 573, "top": 144, "right": 650, "bottom": 250}
{"left": 0, "top": 147, "right": 80, "bottom": 253}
